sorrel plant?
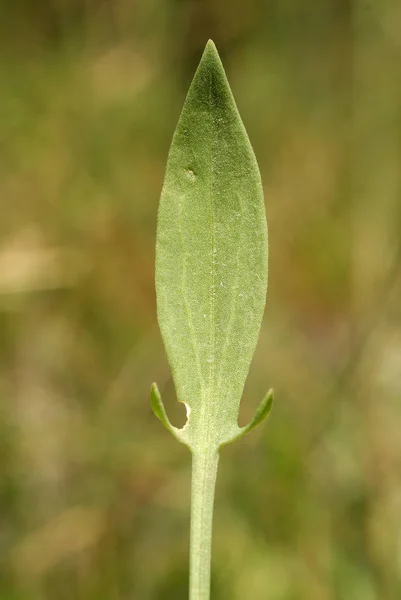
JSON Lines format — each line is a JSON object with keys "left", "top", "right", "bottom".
{"left": 151, "top": 40, "right": 273, "bottom": 600}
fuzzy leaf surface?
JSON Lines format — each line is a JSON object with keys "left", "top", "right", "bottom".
{"left": 156, "top": 41, "right": 268, "bottom": 451}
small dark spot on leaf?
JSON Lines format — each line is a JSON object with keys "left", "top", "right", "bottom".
{"left": 185, "top": 168, "right": 196, "bottom": 182}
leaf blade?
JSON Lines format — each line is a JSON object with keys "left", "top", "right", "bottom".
{"left": 156, "top": 41, "right": 268, "bottom": 449}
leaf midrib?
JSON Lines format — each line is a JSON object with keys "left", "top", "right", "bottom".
{"left": 205, "top": 70, "right": 216, "bottom": 449}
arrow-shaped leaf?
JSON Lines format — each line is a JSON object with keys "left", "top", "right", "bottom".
{"left": 152, "top": 40, "right": 272, "bottom": 600}
{"left": 154, "top": 40, "right": 270, "bottom": 451}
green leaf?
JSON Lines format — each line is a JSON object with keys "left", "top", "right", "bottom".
{"left": 154, "top": 40, "right": 269, "bottom": 452}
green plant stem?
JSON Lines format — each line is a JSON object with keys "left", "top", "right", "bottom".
{"left": 189, "top": 448, "right": 220, "bottom": 600}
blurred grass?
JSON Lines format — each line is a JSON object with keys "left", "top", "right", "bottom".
{"left": 1, "top": 1, "right": 401, "bottom": 599}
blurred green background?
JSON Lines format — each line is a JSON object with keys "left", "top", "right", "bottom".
{"left": 1, "top": 1, "right": 401, "bottom": 599}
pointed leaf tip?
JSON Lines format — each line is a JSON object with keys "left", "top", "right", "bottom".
{"left": 205, "top": 39, "right": 217, "bottom": 52}
{"left": 200, "top": 39, "right": 220, "bottom": 69}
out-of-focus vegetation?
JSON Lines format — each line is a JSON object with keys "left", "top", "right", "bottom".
{"left": 0, "top": 1, "right": 400, "bottom": 599}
